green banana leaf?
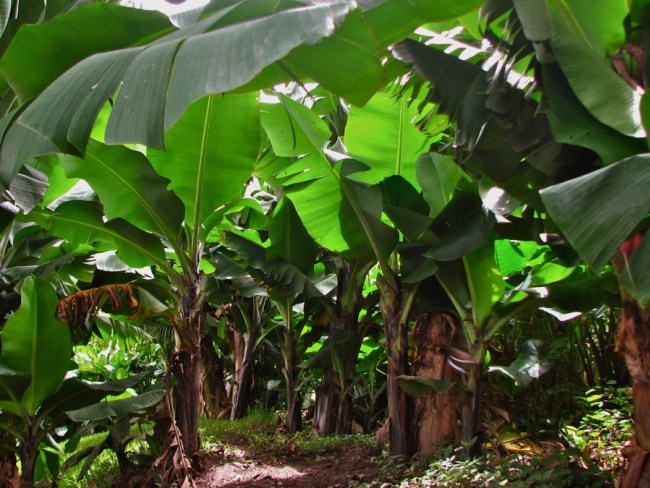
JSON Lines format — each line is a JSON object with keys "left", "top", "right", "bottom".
{"left": 0, "top": 276, "right": 71, "bottom": 415}
{"left": 60, "top": 140, "right": 184, "bottom": 240}
{"left": 540, "top": 154, "right": 650, "bottom": 271}
{"left": 148, "top": 93, "right": 259, "bottom": 234}
{"left": 34, "top": 201, "right": 167, "bottom": 270}
{"left": 65, "top": 389, "right": 164, "bottom": 422}
{"left": 263, "top": 94, "right": 397, "bottom": 261}
{"left": 345, "top": 91, "right": 430, "bottom": 186}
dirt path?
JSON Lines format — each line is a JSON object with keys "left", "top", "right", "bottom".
{"left": 196, "top": 444, "right": 391, "bottom": 487}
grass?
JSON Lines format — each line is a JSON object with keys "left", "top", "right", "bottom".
{"left": 199, "top": 408, "right": 374, "bottom": 459}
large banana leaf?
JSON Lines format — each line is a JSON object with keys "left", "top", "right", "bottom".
{"left": 148, "top": 93, "right": 259, "bottom": 233}
{"left": 0, "top": 0, "right": 484, "bottom": 187}
{"left": 0, "top": 276, "right": 71, "bottom": 415}
{"left": 550, "top": 10, "right": 643, "bottom": 138}
{"left": 540, "top": 154, "right": 650, "bottom": 271}
{"left": 0, "top": 3, "right": 172, "bottom": 103}
{"left": 34, "top": 201, "right": 168, "bottom": 270}
{"left": 345, "top": 91, "right": 429, "bottom": 186}
{"left": 267, "top": 197, "right": 318, "bottom": 274}
{"left": 262, "top": 95, "right": 397, "bottom": 261}
{"left": 66, "top": 389, "right": 164, "bottom": 421}
{"left": 416, "top": 153, "right": 466, "bottom": 218}
{"left": 60, "top": 140, "right": 184, "bottom": 240}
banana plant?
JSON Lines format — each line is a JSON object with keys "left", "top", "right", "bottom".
{"left": 0, "top": 277, "right": 162, "bottom": 487}
{"left": 19, "top": 91, "right": 260, "bottom": 475}
{"left": 217, "top": 198, "right": 331, "bottom": 433}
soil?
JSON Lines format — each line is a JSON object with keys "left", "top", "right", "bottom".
{"left": 195, "top": 440, "right": 394, "bottom": 488}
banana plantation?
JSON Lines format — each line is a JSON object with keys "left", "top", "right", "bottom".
{"left": 0, "top": 0, "right": 648, "bottom": 486}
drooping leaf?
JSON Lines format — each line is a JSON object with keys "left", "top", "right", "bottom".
{"left": 392, "top": 38, "right": 489, "bottom": 149}
{"left": 541, "top": 63, "right": 645, "bottom": 165}
{"left": 540, "top": 154, "right": 650, "bottom": 270}
{"left": 66, "top": 389, "right": 164, "bottom": 421}
{"left": 417, "top": 153, "right": 465, "bottom": 218}
{"left": 39, "top": 200, "right": 167, "bottom": 269}
{"left": 164, "top": 2, "right": 354, "bottom": 128}
{"left": 550, "top": 10, "right": 643, "bottom": 138}
{"left": 489, "top": 338, "right": 566, "bottom": 388}
{"left": 0, "top": 277, "right": 71, "bottom": 415}
{"left": 0, "top": 3, "right": 172, "bottom": 103}
{"left": 61, "top": 140, "right": 184, "bottom": 239}
{"left": 267, "top": 197, "right": 317, "bottom": 273}
{"left": 426, "top": 191, "right": 495, "bottom": 261}
{"left": 41, "top": 371, "right": 154, "bottom": 414}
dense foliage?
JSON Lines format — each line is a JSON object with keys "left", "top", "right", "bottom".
{"left": 0, "top": 0, "right": 648, "bottom": 486}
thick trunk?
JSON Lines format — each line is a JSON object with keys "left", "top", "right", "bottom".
{"left": 616, "top": 299, "right": 650, "bottom": 487}
{"left": 19, "top": 437, "right": 37, "bottom": 488}
{"left": 230, "top": 329, "right": 245, "bottom": 412}
{"left": 460, "top": 361, "right": 482, "bottom": 458}
{"left": 313, "top": 368, "right": 338, "bottom": 436}
{"left": 170, "top": 280, "right": 206, "bottom": 469}
{"left": 201, "top": 335, "right": 228, "bottom": 418}
{"left": 231, "top": 326, "right": 260, "bottom": 420}
{"left": 412, "top": 312, "right": 462, "bottom": 454}
{"left": 172, "top": 344, "right": 202, "bottom": 467}
{"left": 614, "top": 240, "right": 650, "bottom": 487}
{"left": 283, "top": 318, "right": 302, "bottom": 434}
{"left": 378, "top": 274, "right": 412, "bottom": 459}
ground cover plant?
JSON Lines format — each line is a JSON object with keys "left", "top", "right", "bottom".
{"left": 0, "top": 0, "right": 648, "bottom": 486}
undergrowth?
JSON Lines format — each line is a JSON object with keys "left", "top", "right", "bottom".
{"left": 200, "top": 409, "right": 373, "bottom": 458}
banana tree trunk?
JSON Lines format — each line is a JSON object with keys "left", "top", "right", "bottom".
{"left": 171, "top": 280, "right": 206, "bottom": 468}
{"left": 611, "top": 241, "right": 650, "bottom": 487}
{"left": 19, "top": 435, "right": 37, "bottom": 488}
{"left": 172, "top": 343, "right": 202, "bottom": 466}
{"left": 378, "top": 274, "right": 412, "bottom": 459}
{"left": 460, "top": 359, "right": 482, "bottom": 458}
{"left": 314, "top": 367, "right": 338, "bottom": 436}
{"left": 231, "top": 325, "right": 261, "bottom": 420}
{"left": 412, "top": 312, "right": 462, "bottom": 454}
{"left": 616, "top": 297, "right": 650, "bottom": 487}
{"left": 283, "top": 324, "right": 302, "bottom": 434}
{"left": 201, "top": 335, "right": 228, "bottom": 418}
{"left": 335, "top": 352, "right": 358, "bottom": 435}
{"left": 229, "top": 329, "right": 245, "bottom": 414}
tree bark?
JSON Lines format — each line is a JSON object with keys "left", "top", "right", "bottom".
{"left": 172, "top": 345, "right": 202, "bottom": 467}
{"left": 231, "top": 324, "right": 261, "bottom": 420}
{"left": 19, "top": 431, "right": 38, "bottom": 488}
{"left": 170, "top": 279, "right": 206, "bottom": 469}
{"left": 313, "top": 367, "right": 338, "bottom": 436}
{"left": 616, "top": 298, "right": 650, "bottom": 487}
{"left": 229, "top": 329, "right": 245, "bottom": 414}
{"left": 611, "top": 238, "right": 650, "bottom": 487}
{"left": 0, "top": 429, "right": 19, "bottom": 488}
{"left": 201, "top": 334, "right": 228, "bottom": 418}
{"left": 283, "top": 321, "right": 302, "bottom": 434}
{"left": 377, "top": 273, "right": 412, "bottom": 459}
{"left": 412, "top": 312, "right": 462, "bottom": 454}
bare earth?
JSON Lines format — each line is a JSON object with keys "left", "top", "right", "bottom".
{"left": 196, "top": 445, "right": 388, "bottom": 488}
